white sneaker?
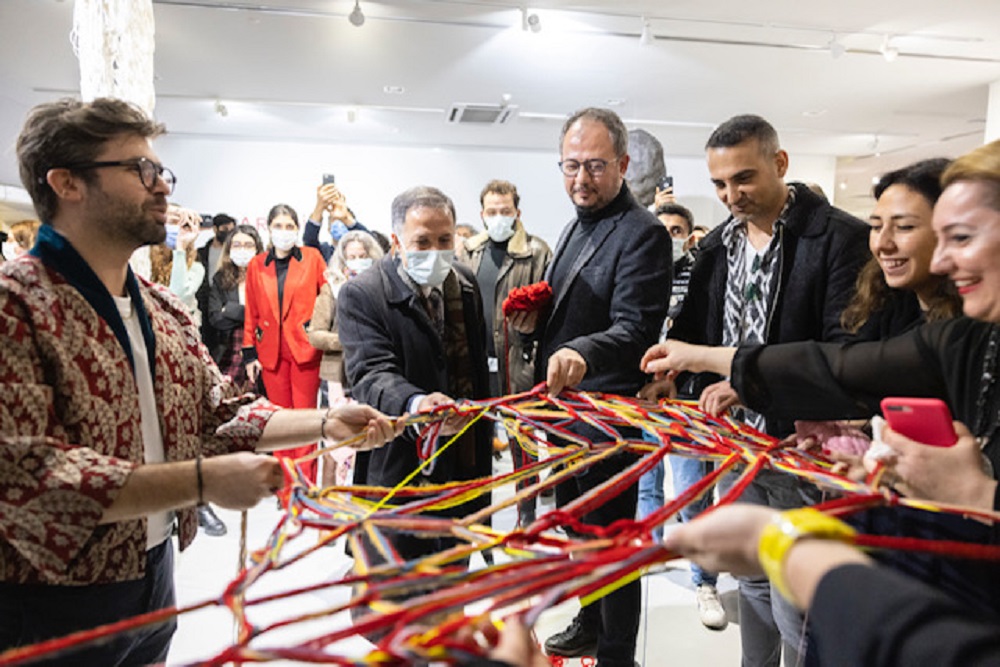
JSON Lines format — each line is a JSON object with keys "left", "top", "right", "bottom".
{"left": 696, "top": 584, "right": 727, "bottom": 630}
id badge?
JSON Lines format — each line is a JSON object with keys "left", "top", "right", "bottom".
{"left": 488, "top": 356, "right": 499, "bottom": 373}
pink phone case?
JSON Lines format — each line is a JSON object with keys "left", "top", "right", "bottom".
{"left": 880, "top": 397, "right": 957, "bottom": 447}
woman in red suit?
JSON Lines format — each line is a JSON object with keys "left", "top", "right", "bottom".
{"left": 244, "top": 204, "right": 327, "bottom": 483}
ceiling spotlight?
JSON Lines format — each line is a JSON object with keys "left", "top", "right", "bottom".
{"left": 639, "top": 17, "right": 653, "bottom": 46}
{"left": 827, "top": 33, "right": 845, "bottom": 59}
{"left": 880, "top": 34, "right": 898, "bottom": 62}
{"left": 348, "top": 0, "right": 365, "bottom": 27}
{"left": 521, "top": 8, "right": 541, "bottom": 33}
{"left": 214, "top": 100, "right": 228, "bottom": 117}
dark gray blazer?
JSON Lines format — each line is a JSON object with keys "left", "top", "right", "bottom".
{"left": 538, "top": 183, "right": 673, "bottom": 396}
{"left": 337, "top": 255, "right": 492, "bottom": 492}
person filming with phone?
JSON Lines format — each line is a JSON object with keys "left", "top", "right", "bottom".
{"left": 304, "top": 175, "right": 371, "bottom": 262}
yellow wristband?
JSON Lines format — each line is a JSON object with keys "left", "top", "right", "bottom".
{"left": 757, "top": 508, "right": 856, "bottom": 607}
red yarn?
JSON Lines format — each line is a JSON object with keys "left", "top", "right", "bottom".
{"left": 502, "top": 281, "right": 553, "bottom": 317}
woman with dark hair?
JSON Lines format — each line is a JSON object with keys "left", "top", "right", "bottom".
{"left": 642, "top": 139, "right": 1000, "bottom": 621}
{"left": 207, "top": 224, "right": 263, "bottom": 388}
{"left": 842, "top": 158, "right": 961, "bottom": 339}
{"left": 244, "top": 204, "right": 328, "bottom": 483}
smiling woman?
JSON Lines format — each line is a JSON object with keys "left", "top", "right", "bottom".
{"left": 840, "top": 157, "right": 962, "bottom": 339}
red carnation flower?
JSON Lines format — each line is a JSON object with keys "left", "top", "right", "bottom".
{"left": 502, "top": 281, "right": 553, "bottom": 317}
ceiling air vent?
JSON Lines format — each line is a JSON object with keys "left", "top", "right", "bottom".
{"left": 446, "top": 103, "right": 518, "bottom": 125}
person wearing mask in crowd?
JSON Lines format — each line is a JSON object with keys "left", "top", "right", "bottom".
{"left": 656, "top": 202, "right": 697, "bottom": 325}
{"left": 3, "top": 219, "right": 41, "bottom": 261}
{"left": 511, "top": 108, "right": 672, "bottom": 666}
{"left": 0, "top": 97, "right": 400, "bottom": 665}
{"left": 152, "top": 204, "right": 228, "bottom": 535}
{"left": 150, "top": 205, "right": 205, "bottom": 326}
{"left": 197, "top": 212, "right": 237, "bottom": 354}
{"left": 244, "top": 204, "right": 328, "bottom": 484}
{"left": 841, "top": 158, "right": 961, "bottom": 340}
{"left": 207, "top": 224, "right": 263, "bottom": 386}
{"left": 304, "top": 181, "right": 370, "bottom": 262}
{"left": 458, "top": 179, "right": 551, "bottom": 527}
{"left": 337, "top": 186, "right": 492, "bottom": 563}
{"left": 308, "top": 229, "right": 384, "bottom": 489}
{"left": 641, "top": 114, "right": 869, "bottom": 655}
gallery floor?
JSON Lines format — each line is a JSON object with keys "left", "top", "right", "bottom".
{"left": 167, "top": 454, "right": 743, "bottom": 666}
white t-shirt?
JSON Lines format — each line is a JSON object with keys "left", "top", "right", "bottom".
{"left": 113, "top": 294, "right": 174, "bottom": 550}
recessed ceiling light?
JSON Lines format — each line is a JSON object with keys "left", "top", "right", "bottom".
{"left": 383, "top": 85, "right": 405, "bottom": 94}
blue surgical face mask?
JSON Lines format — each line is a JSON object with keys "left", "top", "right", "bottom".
{"left": 484, "top": 215, "right": 516, "bottom": 243}
{"left": 403, "top": 248, "right": 454, "bottom": 287}
{"left": 164, "top": 223, "right": 180, "bottom": 250}
{"left": 345, "top": 257, "right": 373, "bottom": 275}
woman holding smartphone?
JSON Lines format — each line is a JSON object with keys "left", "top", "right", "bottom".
{"left": 642, "top": 140, "right": 1000, "bottom": 619}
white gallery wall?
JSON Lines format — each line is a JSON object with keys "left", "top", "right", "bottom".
{"left": 155, "top": 133, "right": 837, "bottom": 248}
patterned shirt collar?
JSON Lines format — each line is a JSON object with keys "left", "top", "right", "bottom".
{"left": 30, "top": 224, "right": 156, "bottom": 377}
{"left": 720, "top": 186, "right": 795, "bottom": 250}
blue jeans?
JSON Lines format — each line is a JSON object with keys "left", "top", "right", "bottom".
{"left": 735, "top": 469, "right": 815, "bottom": 667}
{"left": 670, "top": 455, "right": 726, "bottom": 587}
{"left": 637, "top": 458, "right": 665, "bottom": 542}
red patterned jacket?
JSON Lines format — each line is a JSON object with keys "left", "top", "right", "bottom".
{"left": 0, "top": 226, "right": 277, "bottom": 585}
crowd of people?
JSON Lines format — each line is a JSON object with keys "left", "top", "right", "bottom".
{"left": 1, "top": 94, "right": 999, "bottom": 667}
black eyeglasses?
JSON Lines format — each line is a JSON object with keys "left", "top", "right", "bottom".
{"left": 558, "top": 158, "right": 611, "bottom": 178}
{"left": 59, "top": 157, "right": 177, "bottom": 194}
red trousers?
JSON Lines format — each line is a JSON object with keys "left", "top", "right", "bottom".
{"left": 261, "top": 349, "right": 321, "bottom": 484}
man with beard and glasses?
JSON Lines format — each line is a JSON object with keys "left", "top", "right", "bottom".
{"left": 511, "top": 107, "right": 672, "bottom": 667}
{"left": 0, "top": 97, "right": 400, "bottom": 665}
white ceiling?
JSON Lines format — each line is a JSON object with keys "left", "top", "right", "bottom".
{"left": 2, "top": 0, "right": 1000, "bottom": 221}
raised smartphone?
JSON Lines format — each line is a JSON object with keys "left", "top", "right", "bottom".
{"left": 322, "top": 173, "right": 336, "bottom": 185}
{"left": 880, "top": 397, "right": 958, "bottom": 447}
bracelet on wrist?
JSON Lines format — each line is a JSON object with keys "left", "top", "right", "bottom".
{"left": 320, "top": 407, "right": 334, "bottom": 441}
{"left": 195, "top": 454, "right": 205, "bottom": 507}
{"left": 757, "top": 508, "right": 856, "bottom": 607}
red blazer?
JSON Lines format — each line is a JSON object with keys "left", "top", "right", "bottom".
{"left": 244, "top": 246, "right": 327, "bottom": 370}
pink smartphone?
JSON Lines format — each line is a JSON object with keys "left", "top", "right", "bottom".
{"left": 880, "top": 397, "right": 957, "bottom": 447}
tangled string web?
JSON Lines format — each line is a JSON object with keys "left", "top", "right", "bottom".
{"left": 3, "top": 387, "right": 999, "bottom": 666}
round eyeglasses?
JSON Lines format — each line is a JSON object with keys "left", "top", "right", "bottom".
{"left": 58, "top": 157, "right": 177, "bottom": 194}
{"left": 558, "top": 158, "right": 611, "bottom": 178}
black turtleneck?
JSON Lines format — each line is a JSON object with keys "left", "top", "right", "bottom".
{"left": 551, "top": 181, "right": 632, "bottom": 296}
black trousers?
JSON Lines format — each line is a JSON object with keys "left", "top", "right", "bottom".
{"left": 554, "top": 430, "right": 641, "bottom": 667}
{"left": 0, "top": 539, "right": 176, "bottom": 666}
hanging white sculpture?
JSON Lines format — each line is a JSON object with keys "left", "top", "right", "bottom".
{"left": 71, "top": 0, "right": 156, "bottom": 115}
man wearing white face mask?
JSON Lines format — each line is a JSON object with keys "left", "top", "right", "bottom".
{"left": 458, "top": 179, "right": 551, "bottom": 526}
{"left": 338, "top": 186, "right": 493, "bottom": 562}
{"left": 656, "top": 201, "right": 697, "bottom": 325}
